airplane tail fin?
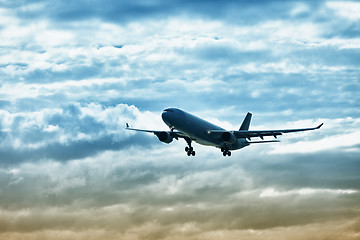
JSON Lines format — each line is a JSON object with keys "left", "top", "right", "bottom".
{"left": 239, "top": 112, "right": 252, "bottom": 130}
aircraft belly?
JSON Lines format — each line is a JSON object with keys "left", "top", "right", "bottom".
{"left": 228, "top": 139, "right": 250, "bottom": 150}
{"left": 193, "top": 134, "right": 221, "bottom": 146}
{"left": 174, "top": 125, "right": 222, "bottom": 147}
{"left": 173, "top": 119, "right": 249, "bottom": 149}
{"left": 181, "top": 129, "right": 222, "bottom": 146}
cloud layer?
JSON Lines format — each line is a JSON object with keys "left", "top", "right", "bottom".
{"left": 0, "top": 0, "right": 359, "bottom": 239}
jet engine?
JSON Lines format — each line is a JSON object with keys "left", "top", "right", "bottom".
{"left": 156, "top": 131, "right": 174, "bottom": 144}
{"left": 221, "top": 131, "right": 236, "bottom": 144}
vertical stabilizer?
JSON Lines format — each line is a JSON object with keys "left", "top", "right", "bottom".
{"left": 239, "top": 112, "right": 252, "bottom": 130}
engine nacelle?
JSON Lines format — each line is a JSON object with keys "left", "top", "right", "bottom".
{"left": 156, "top": 131, "right": 174, "bottom": 144}
{"left": 221, "top": 131, "right": 237, "bottom": 144}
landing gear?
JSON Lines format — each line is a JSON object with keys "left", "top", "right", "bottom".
{"left": 221, "top": 145, "right": 231, "bottom": 157}
{"left": 222, "top": 151, "right": 231, "bottom": 156}
{"left": 186, "top": 149, "right": 195, "bottom": 156}
{"left": 185, "top": 137, "right": 195, "bottom": 156}
{"left": 185, "top": 146, "right": 196, "bottom": 156}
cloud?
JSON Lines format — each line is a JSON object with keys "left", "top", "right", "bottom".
{"left": 326, "top": 1, "right": 360, "bottom": 21}
{"left": 0, "top": 150, "right": 359, "bottom": 239}
{"left": 0, "top": 0, "right": 359, "bottom": 239}
{"left": 0, "top": 103, "right": 159, "bottom": 165}
{"left": 3, "top": 1, "right": 312, "bottom": 24}
{"left": 1, "top": 1, "right": 359, "bottom": 118}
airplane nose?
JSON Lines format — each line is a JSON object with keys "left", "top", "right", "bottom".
{"left": 162, "top": 109, "right": 174, "bottom": 126}
{"left": 162, "top": 110, "right": 169, "bottom": 122}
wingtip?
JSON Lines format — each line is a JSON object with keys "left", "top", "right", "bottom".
{"left": 317, "top": 123, "right": 323, "bottom": 129}
{"left": 126, "top": 123, "right": 129, "bottom": 128}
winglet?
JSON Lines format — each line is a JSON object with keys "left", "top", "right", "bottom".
{"left": 316, "top": 123, "right": 323, "bottom": 129}
{"left": 126, "top": 123, "right": 129, "bottom": 128}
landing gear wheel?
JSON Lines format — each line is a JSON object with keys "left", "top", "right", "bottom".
{"left": 222, "top": 148, "right": 231, "bottom": 157}
{"left": 184, "top": 137, "right": 195, "bottom": 157}
{"left": 186, "top": 149, "right": 195, "bottom": 156}
{"left": 221, "top": 145, "right": 231, "bottom": 157}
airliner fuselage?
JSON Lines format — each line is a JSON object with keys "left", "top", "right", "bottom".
{"left": 161, "top": 108, "right": 249, "bottom": 150}
{"left": 126, "top": 108, "right": 323, "bottom": 157}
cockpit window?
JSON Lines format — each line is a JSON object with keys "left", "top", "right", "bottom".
{"left": 164, "top": 109, "right": 174, "bottom": 113}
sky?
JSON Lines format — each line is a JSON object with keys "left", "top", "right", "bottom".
{"left": 0, "top": 0, "right": 360, "bottom": 239}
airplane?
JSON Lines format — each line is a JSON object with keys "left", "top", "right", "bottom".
{"left": 126, "top": 108, "right": 323, "bottom": 157}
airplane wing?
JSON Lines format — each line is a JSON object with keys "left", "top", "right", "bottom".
{"left": 209, "top": 123, "right": 323, "bottom": 140}
{"left": 247, "top": 140, "right": 281, "bottom": 144}
{"left": 125, "top": 123, "right": 189, "bottom": 140}
{"left": 234, "top": 123, "right": 323, "bottom": 140}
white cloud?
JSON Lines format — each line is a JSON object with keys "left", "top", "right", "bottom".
{"left": 259, "top": 187, "right": 358, "bottom": 198}
{"left": 0, "top": 103, "right": 161, "bottom": 163}
{"left": 290, "top": 2, "right": 310, "bottom": 17}
{"left": 327, "top": 1, "right": 360, "bottom": 20}
{"left": 270, "top": 130, "right": 360, "bottom": 154}
{"left": 269, "top": 117, "right": 360, "bottom": 154}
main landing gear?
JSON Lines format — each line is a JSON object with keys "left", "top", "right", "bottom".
{"left": 185, "top": 146, "right": 195, "bottom": 156}
{"left": 221, "top": 146, "right": 231, "bottom": 157}
{"left": 185, "top": 137, "right": 195, "bottom": 156}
